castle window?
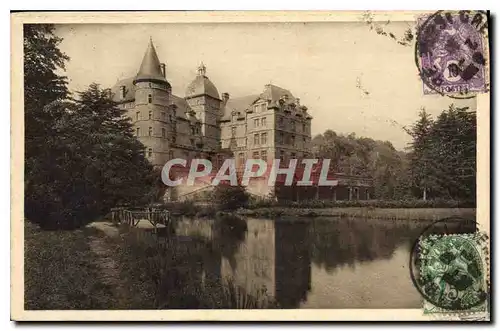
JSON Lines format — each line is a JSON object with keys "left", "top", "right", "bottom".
{"left": 161, "top": 111, "right": 165, "bottom": 120}
{"left": 190, "top": 139, "right": 195, "bottom": 146}
{"left": 136, "top": 111, "right": 140, "bottom": 121}
{"left": 148, "top": 94, "right": 152, "bottom": 104}
{"left": 280, "top": 150, "right": 285, "bottom": 161}
{"left": 303, "top": 137, "right": 307, "bottom": 145}
{"left": 238, "top": 153, "right": 245, "bottom": 167}
{"left": 254, "top": 118, "right": 259, "bottom": 128}
{"left": 149, "top": 111, "right": 152, "bottom": 120}
{"left": 261, "top": 132, "right": 267, "bottom": 145}
{"left": 169, "top": 151, "right": 174, "bottom": 159}
{"left": 254, "top": 104, "right": 259, "bottom": 113}
{"left": 136, "top": 127, "right": 140, "bottom": 136}
{"left": 261, "top": 150, "right": 267, "bottom": 161}
{"left": 148, "top": 148, "right": 152, "bottom": 157}
{"left": 172, "top": 135, "right": 176, "bottom": 144}
{"left": 291, "top": 120, "right": 296, "bottom": 131}
{"left": 169, "top": 114, "right": 172, "bottom": 122}
{"left": 291, "top": 135, "right": 295, "bottom": 146}
{"left": 261, "top": 103, "right": 267, "bottom": 112}
{"left": 254, "top": 134, "right": 260, "bottom": 146}
{"left": 231, "top": 126, "right": 236, "bottom": 136}
{"left": 261, "top": 116, "right": 267, "bottom": 127}
{"left": 302, "top": 123, "right": 306, "bottom": 132}
{"left": 279, "top": 132, "right": 284, "bottom": 144}
{"left": 191, "top": 127, "right": 195, "bottom": 135}
{"left": 148, "top": 127, "right": 152, "bottom": 136}
{"left": 291, "top": 152, "right": 296, "bottom": 159}
{"left": 162, "top": 128, "right": 166, "bottom": 138}
{"left": 252, "top": 151, "right": 260, "bottom": 159}
{"left": 279, "top": 116, "right": 284, "bottom": 128}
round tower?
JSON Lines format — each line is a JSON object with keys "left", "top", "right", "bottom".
{"left": 133, "top": 38, "right": 171, "bottom": 166}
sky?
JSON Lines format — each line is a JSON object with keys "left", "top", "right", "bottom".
{"left": 55, "top": 21, "right": 476, "bottom": 150}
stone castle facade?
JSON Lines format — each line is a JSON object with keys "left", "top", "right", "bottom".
{"left": 112, "top": 39, "right": 373, "bottom": 201}
{"left": 111, "top": 39, "right": 313, "bottom": 170}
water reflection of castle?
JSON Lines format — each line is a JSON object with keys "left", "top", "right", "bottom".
{"left": 175, "top": 217, "right": 432, "bottom": 308}
{"left": 219, "top": 219, "right": 312, "bottom": 308}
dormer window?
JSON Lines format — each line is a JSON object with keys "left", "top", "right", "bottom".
{"left": 260, "top": 103, "right": 267, "bottom": 112}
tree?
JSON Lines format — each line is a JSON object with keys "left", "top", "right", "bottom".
{"left": 427, "top": 106, "right": 476, "bottom": 200}
{"left": 26, "top": 83, "right": 156, "bottom": 229}
{"left": 24, "top": 24, "right": 71, "bottom": 227}
{"left": 408, "top": 108, "right": 434, "bottom": 200}
{"left": 312, "top": 130, "right": 411, "bottom": 200}
{"left": 406, "top": 105, "right": 476, "bottom": 201}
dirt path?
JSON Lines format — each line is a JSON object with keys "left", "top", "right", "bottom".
{"left": 86, "top": 222, "right": 126, "bottom": 308}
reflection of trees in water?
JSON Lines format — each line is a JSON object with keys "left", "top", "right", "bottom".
{"left": 274, "top": 221, "right": 312, "bottom": 308}
{"left": 212, "top": 214, "right": 248, "bottom": 271}
{"left": 143, "top": 216, "right": 476, "bottom": 309}
{"left": 310, "top": 219, "right": 425, "bottom": 272}
{"left": 309, "top": 218, "right": 476, "bottom": 273}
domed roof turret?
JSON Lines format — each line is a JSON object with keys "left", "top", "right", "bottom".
{"left": 185, "top": 63, "right": 220, "bottom": 100}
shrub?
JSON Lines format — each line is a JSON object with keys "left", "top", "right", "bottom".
{"left": 211, "top": 184, "right": 249, "bottom": 211}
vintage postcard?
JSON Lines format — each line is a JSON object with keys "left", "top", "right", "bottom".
{"left": 11, "top": 10, "right": 491, "bottom": 321}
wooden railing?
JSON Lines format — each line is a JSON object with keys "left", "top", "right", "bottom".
{"left": 111, "top": 208, "right": 171, "bottom": 229}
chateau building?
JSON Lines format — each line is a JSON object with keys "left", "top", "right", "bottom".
{"left": 111, "top": 39, "right": 313, "bottom": 169}
{"left": 112, "top": 39, "right": 373, "bottom": 201}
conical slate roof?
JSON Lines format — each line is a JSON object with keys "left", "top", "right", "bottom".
{"left": 134, "top": 39, "right": 167, "bottom": 84}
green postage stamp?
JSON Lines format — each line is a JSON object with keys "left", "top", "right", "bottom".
{"left": 416, "top": 232, "right": 490, "bottom": 318}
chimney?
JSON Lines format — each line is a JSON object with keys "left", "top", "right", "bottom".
{"left": 222, "top": 92, "right": 230, "bottom": 104}
{"left": 160, "top": 63, "right": 166, "bottom": 77}
{"left": 120, "top": 85, "right": 126, "bottom": 99}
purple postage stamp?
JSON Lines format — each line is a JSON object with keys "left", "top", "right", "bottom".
{"left": 416, "top": 10, "right": 489, "bottom": 98}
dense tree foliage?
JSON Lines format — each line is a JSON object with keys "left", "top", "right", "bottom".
{"left": 24, "top": 25, "right": 156, "bottom": 229}
{"left": 311, "top": 105, "right": 476, "bottom": 202}
{"left": 312, "top": 130, "right": 409, "bottom": 200}
{"left": 409, "top": 106, "right": 476, "bottom": 201}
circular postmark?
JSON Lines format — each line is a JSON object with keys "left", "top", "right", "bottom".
{"left": 409, "top": 218, "right": 488, "bottom": 311}
{"left": 415, "top": 10, "right": 489, "bottom": 99}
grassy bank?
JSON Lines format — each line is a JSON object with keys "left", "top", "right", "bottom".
{"left": 24, "top": 221, "right": 116, "bottom": 309}
{"left": 237, "top": 207, "right": 476, "bottom": 221}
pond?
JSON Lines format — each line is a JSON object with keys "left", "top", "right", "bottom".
{"left": 167, "top": 215, "right": 476, "bottom": 309}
